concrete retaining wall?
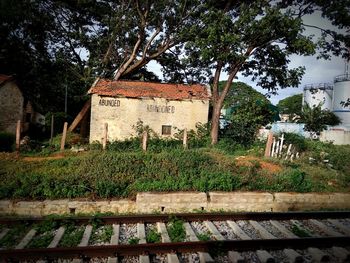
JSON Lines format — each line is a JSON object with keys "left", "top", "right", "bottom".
{"left": 1, "top": 192, "right": 350, "bottom": 216}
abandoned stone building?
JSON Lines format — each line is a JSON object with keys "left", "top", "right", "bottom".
{"left": 0, "top": 74, "right": 44, "bottom": 135}
{"left": 88, "top": 79, "right": 210, "bottom": 142}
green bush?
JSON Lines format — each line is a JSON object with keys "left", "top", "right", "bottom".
{"left": 283, "top": 133, "right": 307, "bottom": 152}
{"left": 0, "top": 132, "right": 15, "bottom": 152}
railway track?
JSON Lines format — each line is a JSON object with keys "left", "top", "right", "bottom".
{"left": 0, "top": 211, "right": 350, "bottom": 262}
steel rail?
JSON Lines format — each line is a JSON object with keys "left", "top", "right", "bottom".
{"left": 1, "top": 236, "right": 349, "bottom": 260}
{"left": 1, "top": 211, "right": 349, "bottom": 225}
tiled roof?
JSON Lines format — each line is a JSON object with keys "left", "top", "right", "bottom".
{"left": 0, "top": 74, "right": 13, "bottom": 85}
{"left": 88, "top": 79, "right": 210, "bottom": 100}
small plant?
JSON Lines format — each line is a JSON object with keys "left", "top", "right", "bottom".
{"left": 146, "top": 228, "right": 161, "bottom": 243}
{"left": 291, "top": 223, "right": 311, "bottom": 237}
{"left": 59, "top": 225, "right": 85, "bottom": 247}
{"left": 197, "top": 232, "right": 211, "bottom": 241}
{"left": 167, "top": 216, "right": 186, "bottom": 242}
{"left": 128, "top": 237, "right": 140, "bottom": 244}
{"left": 90, "top": 225, "right": 113, "bottom": 244}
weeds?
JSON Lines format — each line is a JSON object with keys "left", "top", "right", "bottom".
{"left": 167, "top": 216, "right": 186, "bottom": 242}
{"left": 128, "top": 237, "right": 140, "bottom": 244}
{"left": 146, "top": 228, "right": 161, "bottom": 243}
{"left": 291, "top": 223, "right": 311, "bottom": 237}
{"left": 197, "top": 232, "right": 211, "bottom": 241}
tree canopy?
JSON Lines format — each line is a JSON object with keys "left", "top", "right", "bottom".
{"left": 277, "top": 94, "right": 303, "bottom": 119}
{"left": 1, "top": 0, "right": 349, "bottom": 143}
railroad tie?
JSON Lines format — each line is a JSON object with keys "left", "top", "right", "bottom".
{"left": 309, "top": 219, "right": 343, "bottom": 237}
{"left": 183, "top": 222, "right": 214, "bottom": 263}
{"left": 332, "top": 246, "right": 350, "bottom": 262}
{"left": 0, "top": 228, "right": 10, "bottom": 241}
{"left": 72, "top": 225, "right": 93, "bottom": 263}
{"left": 15, "top": 228, "right": 36, "bottom": 249}
{"left": 227, "top": 221, "right": 275, "bottom": 263}
{"left": 157, "top": 222, "right": 180, "bottom": 263}
{"left": 289, "top": 220, "right": 331, "bottom": 262}
{"left": 327, "top": 219, "right": 350, "bottom": 235}
{"left": 48, "top": 226, "right": 65, "bottom": 248}
{"left": 204, "top": 221, "right": 244, "bottom": 263}
{"left": 228, "top": 251, "right": 245, "bottom": 263}
{"left": 269, "top": 220, "right": 298, "bottom": 238}
{"left": 137, "top": 223, "right": 150, "bottom": 263}
{"left": 107, "top": 224, "right": 120, "bottom": 263}
{"left": 250, "top": 221, "right": 303, "bottom": 263}
{"left": 204, "top": 221, "right": 225, "bottom": 240}
{"left": 307, "top": 247, "right": 330, "bottom": 262}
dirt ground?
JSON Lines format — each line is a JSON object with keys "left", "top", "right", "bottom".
{"left": 235, "top": 155, "right": 282, "bottom": 173}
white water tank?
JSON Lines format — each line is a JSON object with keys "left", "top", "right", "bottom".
{"left": 303, "top": 83, "right": 333, "bottom": 110}
{"left": 332, "top": 74, "right": 350, "bottom": 126}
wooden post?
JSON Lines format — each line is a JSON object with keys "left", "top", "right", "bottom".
{"left": 16, "top": 120, "right": 21, "bottom": 153}
{"left": 142, "top": 131, "right": 148, "bottom": 151}
{"left": 102, "top": 123, "right": 108, "bottom": 150}
{"left": 264, "top": 131, "right": 273, "bottom": 157}
{"left": 50, "top": 115, "right": 54, "bottom": 144}
{"left": 183, "top": 128, "right": 188, "bottom": 149}
{"left": 60, "top": 122, "right": 68, "bottom": 151}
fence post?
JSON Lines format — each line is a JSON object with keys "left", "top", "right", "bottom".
{"left": 50, "top": 115, "right": 54, "bottom": 144}
{"left": 60, "top": 122, "right": 68, "bottom": 151}
{"left": 183, "top": 128, "right": 188, "bottom": 149}
{"left": 264, "top": 131, "right": 273, "bottom": 157}
{"left": 142, "top": 131, "right": 148, "bottom": 151}
{"left": 103, "top": 123, "right": 108, "bottom": 150}
{"left": 16, "top": 120, "right": 21, "bottom": 153}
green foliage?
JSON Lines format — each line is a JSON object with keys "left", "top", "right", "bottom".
{"left": 283, "top": 133, "right": 307, "bottom": 152}
{"left": 59, "top": 225, "right": 85, "bottom": 247}
{"left": 0, "top": 132, "right": 15, "bottom": 152}
{"left": 128, "top": 237, "right": 140, "bottom": 245}
{"left": 0, "top": 223, "right": 29, "bottom": 249}
{"left": 291, "top": 224, "right": 311, "bottom": 237}
{"left": 277, "top": 94, "right": 303, "bottom": 118}
{"left": 167, "top": 217, "right": 186, "bottom": 242}
{"left": 197, "top": 232, "right": 211, "bottom": 241}
{"left": 146, "top": 228, "right": 161, "bottom": 243}
{"left": 27, "top": 232, "right": 54, "bottom": 248}
{"left": 299, "top": 103, "right": 341, "bottom": 134}
{"left": 90, "top": 225, "right": 113, "bottom": 244}
{"left": 222, "top": 97, "right": 275, "bottom": 146}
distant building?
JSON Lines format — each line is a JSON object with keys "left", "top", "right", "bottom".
{"left": 0, "top": 74, "right": 44, "bottom": 135}
{"left": 88, "top": 79, "right": 210, "bottom": 142}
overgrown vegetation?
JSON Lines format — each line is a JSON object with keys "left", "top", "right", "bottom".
{"left": 146, "top": 228, "right": 161, "bottom": 243}
{"left": 0, "top": 133, "right": 349, "bottom": 199}
{"left": 167, "top": 217, "right": 186, "bottom": 242}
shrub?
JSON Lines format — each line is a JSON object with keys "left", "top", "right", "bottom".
{"left": 0, "top": 132, "right": 15, "bottom": 152}
{"left": 283, "top": 133, "right": 307, "bottom": 152}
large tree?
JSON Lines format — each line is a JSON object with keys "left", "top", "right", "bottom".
{"left": 277, "top": 94, "right": 303, "bottom": 120}
{"left": 166, "top": 0, "right": 350, "bottom": 144}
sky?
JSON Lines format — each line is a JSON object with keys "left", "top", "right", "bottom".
{"left": 148, "top": 12, "right": 348, "bottom": 105}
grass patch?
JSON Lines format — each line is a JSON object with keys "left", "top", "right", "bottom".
{"left": 146, "top": 228, "right": 161, "bottom": 243}
{"left": 0, "top": 139, "right": 349, "bottom": 200}
{"left": 0, "top": 223, "right": 30, "bottom": 249}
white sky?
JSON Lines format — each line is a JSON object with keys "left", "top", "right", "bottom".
{"left": 148, "top": 12, "right": 348, "bottom": 105}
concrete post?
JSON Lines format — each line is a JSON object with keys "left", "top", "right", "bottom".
{"left": 103, "top": 123, "right": 108, "bottom": 150}
{"left": 16, "top": 120, "right": 21, "bottom": 153}
{"left": 142, "top": 131, "right": 148, "bottom": 151}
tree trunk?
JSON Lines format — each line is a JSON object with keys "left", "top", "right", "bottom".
{"left": 211, "top": 102, "right": 222, "bottom": 145}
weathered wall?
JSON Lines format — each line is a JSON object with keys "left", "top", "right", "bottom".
{"left": 1, "top": 192, "right": 350, "bottom": 216}
{"left": 320, "top": 129, "right": 350, "bottom": 145}
{"left": 89, "top": 95, "right": 209, "bottom": 142}
{"left": 0, "top": 81, "right": 24, "bottom": 134}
